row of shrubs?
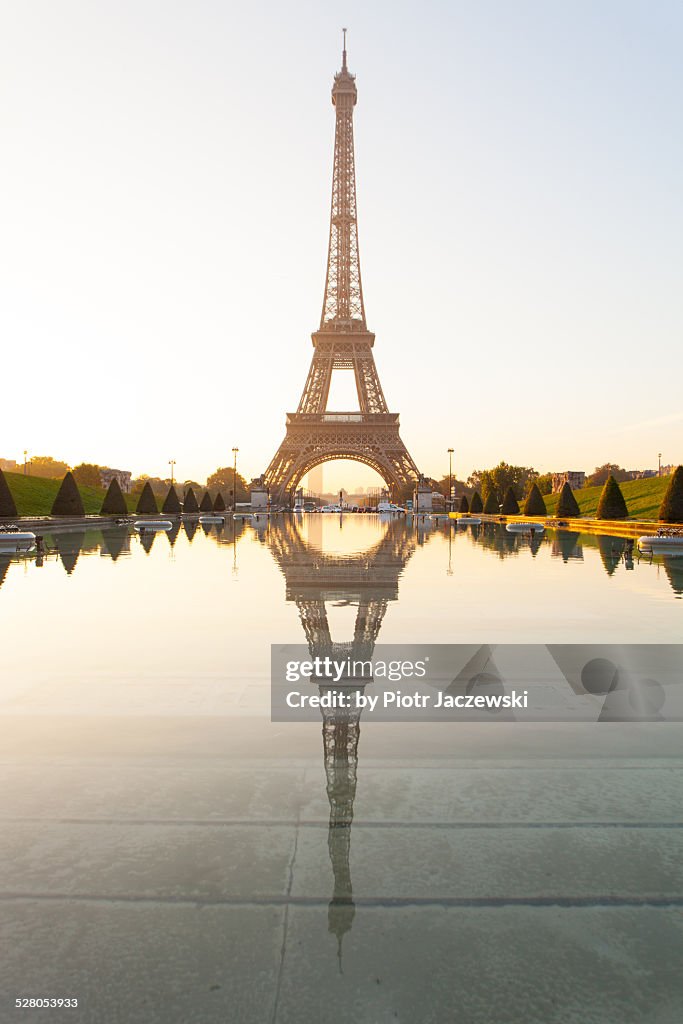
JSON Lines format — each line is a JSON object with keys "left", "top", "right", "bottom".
{"left": 456, "top": 467, "right": 683, "bottom": 523}
{"left": 0, "top": 470, "right": 228, "bottom": 518}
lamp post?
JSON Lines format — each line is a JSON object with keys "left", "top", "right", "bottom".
{"left": 447, "top": 448, "right": 454, "bottom": 511}
{"left": 23, "top": 450, "right": 28, "bottom": 476}
{"left": 232, "top": 447, "right": 239, "bottom": 511}
{"left": 658, "top": 453, "right": 662, "bottom": 477}
{"left": 169, "top": 459, "right": 176, "bottom": 486}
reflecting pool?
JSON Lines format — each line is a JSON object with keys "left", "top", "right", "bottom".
{"left": 1, "top": 515, "right": 682, "bottom": 1023}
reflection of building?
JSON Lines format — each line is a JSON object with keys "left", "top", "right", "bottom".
{"left": 100, "top": 468, "right": 132, "bottom": 493}
{"left": 552, "top": 470, "right": 585, "bottom": 493}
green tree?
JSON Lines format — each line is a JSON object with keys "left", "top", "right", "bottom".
{"left": 200, "top": 491, "right": 213, "bottom": 512}
{"left": 501, "top": 487, "right": 520, "bottom": 514}
{"left": 183, "top": 487, "right": 199, "bottom": 513}
{"left": 0, "top": 469, "right": 18, "bottom": 517}
{"left": 468, "top": 462, "right": 538, "bottom": 501}
{"left": 587, "top": 463, "right": 629, "bottom": 487}
{"left": 206, "top": 467, "right": 249, "bottom": 503}
{"left": 596, "top": 475, "right": 629, "bottom": 520}
{"left": 52, "top": 472, "right": 85, "bottom": 516}
{"left": 136, "top": 481, "right": 159, "bottom": 515}
{"left": 658, "top": 466, "right": 683, "bottom": 523}
{"left": 30, "top": 455, "right": 70, "bottom": 479}
{"left": 459, "top": 494, "right": 469, "bottom": 513}
{"left": 213, "top": 492, "right": 226, "bottom": 512}
{"left": 162, "top": 486, "right": 181, "bottom": 515}
{"left": 524, "top": 482, "right": 547, "bottom": 517}
{"left": 101, "top": 478, "right": 127, "bottom": 515}
{"left": 72, "top": 463, "right": 102, "bottom": 488}
{"left": 535, "top": 473, "right": 554, "bottom": 496}
{"left": 483, "top": 490, "right": 499, "bottom": 514}
{"left": 470, "top": 491, "right": 483, "bottom": 513}
{"left": 556, "top": 482, "right": 581, "bottom": 518}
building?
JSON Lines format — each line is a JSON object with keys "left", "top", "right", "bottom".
{"left": 552, "top": 471, "right": 586, "bottom": 493}
{"left": 100, "top": 468, "right": 132, "bottom": 493}
{"left": 0, "top": 458, "right": 17, "bottom": 472}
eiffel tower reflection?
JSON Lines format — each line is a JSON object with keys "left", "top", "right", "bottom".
{"left": 268, "top": 515, "right": 415, "bottom": 960}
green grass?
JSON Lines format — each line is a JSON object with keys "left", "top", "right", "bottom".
{"left": 3, "top": 472, "right": 137, "bottom": 517}
{"left": 544, "top": 474, "right": 671, "bottom": 521}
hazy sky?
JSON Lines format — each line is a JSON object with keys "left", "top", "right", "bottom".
{"left": 1, "top": 1, "right": 681, "bottom": 489}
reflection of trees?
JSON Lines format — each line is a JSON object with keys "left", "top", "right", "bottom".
{"left": 662, "top": 556, "right": 683, "bottom": 598}
{"left": 266, "top": 517, "right": 415, "bottom": 958}
{"left": 597, "top": 535, "right": 625, "bottom": 577}
{"left": 551, "top": 530, "right": 583, "bottom": 563}
{"left": 183, "top": 519, "right": 198, "bottom": 543}
{"left": 167, "top": 521, "right": 182, "bottom": 548}
{"left": 0, "top": 554, "right": 11, "bottom": 589}
{"left": 139, "top": 530, "right": 156, "bottom": 555}
{"left": 54, "top": 530, "right": 85, "bottom": 575}
{"left": 100, "top": 527, "right": 131, "bottom": 561}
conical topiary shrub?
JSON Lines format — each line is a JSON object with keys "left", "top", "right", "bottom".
{"left": 483, "top": 490, "right": 499, "bottom": 514}
{"left": 659, "top": 466, "right": 683, "bottom": 523}
{"left": 136, "top": 481, "right": 158, "bottom": 515}
{"left": 213, "top": 491, "right": 226, "bottom": 512}
{"left": 52, "top": 472, "right": 85, "bottom": 517}
{"left": 524, "top": 482, "right": 547, "bottom": 517}
{"left": 556, "top": 481, "right": 580, "bottom": 518}
{"left": 459, "top": 494, "right": 469, "bottom": 513}
{"left": 597, "top": 475, "right": 628, "bottom": 520}
{"left": 200, "top": 491, "right": 213, "bottom": 513}
{"left": 0, "top": 469, "right": 18, "bottom": 517}
{"left": 501, "top": 487, "right": 520, "bottom": 515}
{"left": 183, "top": 487, "right": 199, "bottom": 514}
{"left": 101, "top": 477, "right": 127, "bottom": 515}
{"left": 470, "top": 491, "right": 483, "bottom": 514}
{"left": 162, "top": 486, "right": 181, "bottom": 515}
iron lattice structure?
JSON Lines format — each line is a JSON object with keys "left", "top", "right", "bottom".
{"left": 265, "top": 42, "right": 419, "bottom": 500}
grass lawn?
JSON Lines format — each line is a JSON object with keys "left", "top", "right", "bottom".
{"left": 544, "top": 474, "right": 671, "bottom": 521}
{"left": 2, "top": 472, "right": 137, "bottom": 516}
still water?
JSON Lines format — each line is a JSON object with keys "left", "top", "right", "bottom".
{"left": 1, "top": 515, "right": 682, "bottom": 1023}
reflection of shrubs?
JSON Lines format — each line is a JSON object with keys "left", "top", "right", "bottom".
{"left": 470, "top": 491, "right": 483, "bottom": 513}
{"left": 458, "top": 494, "right": 469, "bottom": 513}
{"left": 101, "top": 478, "right": 128, "bottom": 515}
{"left": 0, "top": 469, "right": 18, "bottom": 518}
{"left": 597, "top": 475, "right": 628, "bottom": 520}
{"left": 136, "top": 481, "right": 158, "bottom": 515}
{"left": 162, "top": 486, "right": 181, "bottom": 514}
{"left": 213, "top": 492, "right": 226, "bottom": 512}
{"left": 556, "top": 482, "right": 580, "bottom": 518}
{"left": 659, "top": 466, "right": 683, "bottom": 523}
{"left": 200, "top": 491, "right": 213, "bottom": 512}
{"left": 524, "top": 482, "right": 547, "bottom": 517}
{"left": 183, "top": 487, "right": 199, "bottom": 514}
{"left": 52, "top": 472, "right": 85, "bottom": 517}
{"left": 501, "top": 487, "right": 520, "bottom": 514}
{"left": 483, "top": 490, "right": 499, "bottom": 514}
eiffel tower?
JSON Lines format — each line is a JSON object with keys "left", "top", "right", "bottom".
{"left": 264, "top": 35, "right": 419, "bottom": 501}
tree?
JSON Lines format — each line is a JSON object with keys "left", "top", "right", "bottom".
{"left": 136, "top": 481, "right": 159, "bottom": 515}
{"left": 0, "top": 469, "right": 18, "bottom": 517}
{"left": 72, "top": 463, "right": 102, "bottom": 488}
{"left": 459, "top": 494, "right": 469, "bottom": 513}
{"left": 52, "top": 472, "right": 85, "bottom": 516}
{"left": 101, "top": 477, "right": 127, "bottom": 515}
{"left": 213, "top": 492, "right": 226, "bottom": 512}
{"left": 658, "top": 466, "right": 683, "bottom": 523}
{"left": 468, "top": 462, "right": 538, "bottom": 501}
{"left": 596, "top": 475, "right": 629, "bottom": 520}
{"left": 162, "top": 486, "right": 181, "bottom": 515}
{"left": 535, "top": 473, "right": 554, "bottom": 496}
{"left": 470, "top": 491, "right": 483, "bottom": 513}
{"left": 183, "top": 486, "right": 199, "bottom": 513}
{"left": 206, "top": 467, "right": 249, "bottom": 503}
{"left": 556, "top": 482, "right": 580, "bottom": 518}
{"left": 200, "top": 491, "right": 213, "bottom": 512}
{"left": 524, "top": 482, "right": 547, "bottom": 517}
{"left": 483, "top": 490, "right": 499, "bottom": 514}
{"left": 28, "top": 455, "right": 70, "bottom": 479}
{"left": 588, "top": 463, "right": 629, "bottom": 487}
{"left": 501, "top": 487, "right": 520, "bottom": 514}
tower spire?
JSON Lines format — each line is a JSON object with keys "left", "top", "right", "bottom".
{"left": 342, "top": 27, "right": 347, "bottom": 70}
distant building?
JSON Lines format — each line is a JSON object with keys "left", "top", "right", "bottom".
{"left": 552, "top": 471, "right": 586, "bottom": 493}
{"left": 100, "top": 468, "right": 132, "bottom": 493}
{"left": 0, "top": 458, "right": 17, "bottom": 472}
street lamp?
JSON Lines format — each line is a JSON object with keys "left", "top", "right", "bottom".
{"left": 23, "top": 450, "right": 28, "bottom": 476}
{"left": 232, "top": 447, "right": 239, "bottom": 511}
{"left": 169, "top": 459, "right": 176, "bottom": 485}
{"left": 447, "top": 448, "right": 454, "bottom": 511}
{"left": 658, "top": 453, "right": 662, "bottom": 477}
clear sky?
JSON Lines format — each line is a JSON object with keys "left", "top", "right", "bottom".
{"left": 1, "top": 0, "right": 681, "bottom": 488}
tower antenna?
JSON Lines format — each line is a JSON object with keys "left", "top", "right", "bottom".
{"left": 342, "top": 27, "right": 347, "bottom": 70}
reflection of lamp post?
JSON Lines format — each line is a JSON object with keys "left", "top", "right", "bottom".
{"left": 232, "top": 447, "right": 239, "bottom": 511}
{"left": 447, "top": 448, "right": 454, "bottom": 511}
{"left": 169, "top": 459, "right": 176, "bottom": 485}
{"left": 659, "top": 453, "right": 662, "bottom": 477}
